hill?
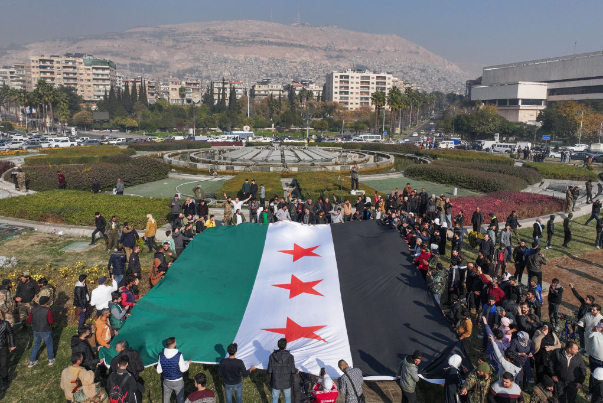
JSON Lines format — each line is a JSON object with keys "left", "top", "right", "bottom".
{"left": 0, "top": 20, "right": 468, "bottom": 93}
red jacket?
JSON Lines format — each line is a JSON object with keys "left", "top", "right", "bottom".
{"left": 414, "top": 251, "right": 431, "bottom": 272}
{"left": 479, "top": 273, "right": 505, "bottom": 304}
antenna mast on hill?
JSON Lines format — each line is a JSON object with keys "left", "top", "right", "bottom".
{"left": 270, "top": 9, "right": 273, "bottom": 23}
{"left": 296, "top": 7, "right": 301, "bottom": 24}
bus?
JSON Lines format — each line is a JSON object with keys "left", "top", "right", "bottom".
{"left": 358, "top": 134, "right": 383, "bottom": 142}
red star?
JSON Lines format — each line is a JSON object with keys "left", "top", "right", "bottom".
{"left": 273, "top": 275, "right": 324, "bottom": 299}
{"left": 263, "top": 317, "right": 327, "bottom": 343}
{"left": 278, "top": 244, "right": 320, "bottom": 262}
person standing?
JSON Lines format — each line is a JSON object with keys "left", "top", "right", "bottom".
{"left": 109, "top": 340, "right": 144, "bottom": 382}
{"left": 115, "top": 178, "right": 125, "bottom": 195}
{"left": 268, "top": 338, "right": 297, "bottom": 403}
{"left": 106, "top": 216, "right": 121, "bottom": 253}
{"left": 471, "top": 207, "right": 483, "bottom": 233}
{"left": 444, "top": 355, "right": 464, "bottom": 403}
{"left": 193, "top": 184, "right": 205, "bottom": 208}
{"left": 547, "top": 341, "right": 586, "bottom": 403}
{"left": 16, "top": 169, "right": 26, "bottom": 192}
{"left": 525, "top": 247, "right": 546, "bottom": 287}
{"left": 241, "top": 178, "right": 251, "bottom": 200}
{"left": 222, "top": 196, "right": 234, "bottom": 226}
{"left": 0, "top": 280, "right": 15, "bottom": 326}
{"left": 89, "top": 276, "right": 118, "bottom": 315}
{"left": 597, "top": 217, "right": 603, "bottom": 249}
{"left": 562, "top": 213, "right": 573, "bottom": 249}
{"left": 0, "top": 313, "right": 15, "bottom": 391}
{"left": 505, "top": 210, "right": 522, "bottom": 245}
{"left": 27, "top": 295, "right": 54, "bottom": 367}
{"left": 15, "top": 271, "right": 39, "bottom": 330}
{"left": 548, "top": 279, "right": 564, "bottom": 332}
{"left": 250, "top": 179, "right": 258, "bottom": 199}
{"left": 73, "top": 274, "right": 90, "bottom": 330}
{"left": 587, "top": 179, "right": 594, "bottom": 204}
{"left": 397, "top": 350, "right": 421, "bottom": 403}
{"left": 119, "top": 222, "right": 139, "bottom": 262}
{"left": 57, "top": 170, "right": 66, "bottom": 189}
{"left": 157, "top": 337, "right": 191, "bottom": 403}
{"left": 107, "top": 356, "right": 139, "bottom": 403}
{"left": 585, "top": 199, "right": 602, "bottom": 226}
{"left": 512, "top": 240, "right": 527, "bottom": 283}
{"left": 259, "top": 184, "right": 266, "bottom": 207}
{"left": 107, "top": 246, "right": 127, "bottom": 286}
{"left": 185, "top": 373, "right": 216, "bottom": 403}
{"left": 338, "top": 359, "right": 363, "bottom": 403}
{"left": 127, "top": 246, "right": 142, "bottom": 280}
{"left": 90, "top": 212, "right": 107, "bottom": 246}
{"left": 144, "top": 214, "right": 157, "bottom": 253}
{"left": 565, "top": 186, "right": 574, "bottom": 214}
{"left": 91, "top": 177, "right": 101, "bottom": 194}
{"left": 350, "top": 164, "right": 359, "bottom": 191}
{"left": 169, "top": 194, "right": 183, "bottom": 222}
{"left": 218, "top": 343, "right": 256, "bottom": 403}
{"left": 459, "top": 362, "right": 495, "bottom": 403}
{"left": 532, "top": 218, "right": 543, "bottom": 247}
{"left": 487, "top": 372, "right": 523, "bottom": 402}
{"left": 545, "top": 215, "right": 555, "bottom": 249}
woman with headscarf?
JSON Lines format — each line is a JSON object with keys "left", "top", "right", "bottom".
{"left": 72, "top": 369, "right": 108, "bottom": 402}
{"left": 444, "top": 354, "right": 464, "bottom": 403}
{"left": 144, "top": 214, "right": 157, "bottom": 253}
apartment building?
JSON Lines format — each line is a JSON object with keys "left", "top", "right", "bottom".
{"left": 250, "top": 79, "right": 283, "bottom": 100}
{"left": 324, "top": 70, "right": 397, "bottom": 110}
{"left": 0, "top": 63, "right": 27, "bottom": 89}
{"left": 284, "top": 79, "right": 323, "bottom": 100}
{"left": 25, "top": 53, "right": 116, "bottom": 101}
{"left": 212, "top": 80, "right": 246, "bottom": 103}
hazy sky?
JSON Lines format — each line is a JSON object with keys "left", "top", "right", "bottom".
{"left": 1, "top": 0, "right": 601, "bottom": 76}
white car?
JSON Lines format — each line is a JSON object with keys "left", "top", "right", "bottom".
{"left": 567, "top": 144, "right": 589, "bottom": 152}
{"left": 412, "top": 132, "right": 418, "bottom": 137}
{"left": 548, "top": 150, "right": 563, "bottom": 158}
{"left": 109, "top": 138, "right": 127, "bottom": 145}
{"left": 52, "top": 139, "right": 77, "bottom": 148}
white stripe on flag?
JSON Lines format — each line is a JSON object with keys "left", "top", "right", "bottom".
{"left": 233, "top": 221, "right": 353, "bottom": 379}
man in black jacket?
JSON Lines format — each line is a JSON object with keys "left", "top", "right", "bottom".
{"left": 513, "top": 240, "right": 527, "bottom": 283}
{"left": 471, "top": 207, "right": 483, "bottom": 233}
{"left": 71, "top": 327, "right": 101, "bottom": 370}
{"left": 548, "top": 278, "right": 564, "bottom": 332}
{"left": 547, "top": 341, "right": 586, "bottom": 403}
{"left": 506, "top": 210, "right": 522, "bottom": 244}
{"left": 475, "top": 233, "right": 494, "bottom": 260}
{"left": 110, "top": 340, "right": 144, "bottom": 380}
{"left": 73, "top": 274, "right": 90, "bottom": 330}
{"left": 267, "top": 338, "right": 297, "bottom": 403}
{"left": 90, "top": 212, "right": 107, "bottom": 246}
{"left": 127, "top": 246, "right": 141, "bottom": 280}
{"left": 0, "top": 316, "right": 15, "bottom": 390}
{"left": 107, "top": 355, "right": 139, "bottom": 403}
{"left": 585, "top": 199, "right": 602, "bottom": 226}
{"left": 301, "top": 208, "right": 316, "bottom": 225}
{"left": 15, "top": 272, "right": 39, "bottom": 331}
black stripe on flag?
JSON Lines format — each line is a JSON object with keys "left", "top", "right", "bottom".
{"left": 330, "top": 221, "right": 470, "bottom": 378}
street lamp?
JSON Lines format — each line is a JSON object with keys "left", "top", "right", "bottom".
{"left": 577, "top": 109, "right": 585, "bottom": 144}
{"left": 302, "top": 113, "right": 312, "bottom": 143}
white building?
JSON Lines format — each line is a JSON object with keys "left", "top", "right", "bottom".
{"left": 324, "top": 70, "right": 397, "bottom": 110}
{"left": 470, "top": 50, "right": 603, "bottom": 123}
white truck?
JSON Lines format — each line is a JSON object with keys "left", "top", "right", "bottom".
{"left": 51, "top": 137, "right": 77, "bottom": 148}
{"left": 567, "top": 144, "right": 589, "bottom": 152}
{"left": 589, "top": 143, "right": 603, "bottom": 152}
{"left": 475, "top": 140, "right": 497, "bottom": 151}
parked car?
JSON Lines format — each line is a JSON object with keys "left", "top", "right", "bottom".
{"left": 82, "top": 140, "right": 101, "bottom": 146}
{"left": 20, "top": 140, "right": 42, "bottom": 150}
{"left": 0, "top": 142, "right": 10, "bottom": 152}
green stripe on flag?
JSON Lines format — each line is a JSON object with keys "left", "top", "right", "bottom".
{"left": 100, "top": 223, "right": 268, "bottom": 366}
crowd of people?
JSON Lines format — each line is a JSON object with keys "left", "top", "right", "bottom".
{"left": 0, "top": 165, "right": 602, "bottom": 402}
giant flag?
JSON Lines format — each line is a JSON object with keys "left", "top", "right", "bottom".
{"left": 100, "top": 221, "right": 469, "bottom": 380}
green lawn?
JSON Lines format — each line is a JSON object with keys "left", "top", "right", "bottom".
{"left": 125, "top": 178, "right": 225, "bottom": 199}
{"left": 362, "top": 177, "right": 479, "bottom": 197}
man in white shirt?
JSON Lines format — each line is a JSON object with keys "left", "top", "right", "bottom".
{"left": 232, "top": 195, "right": 252, "bottom": 214}
{"left": 579, "top": 304, "right": 603, "bottom": 356}
{"left": 89, "top": 276, "right": 118, "bottom": 315}
{"left": 276, "top": 205, "right": 291, "bottom": 222}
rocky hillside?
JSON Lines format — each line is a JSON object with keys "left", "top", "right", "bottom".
{"left": 0, "top": 20, "right": 468, "bottom": 93}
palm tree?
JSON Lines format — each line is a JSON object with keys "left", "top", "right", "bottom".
{"left": 371, "top": 91, "right": 386, "bottom": 133}
{"left": 387, "top": 86, "right": 403, "bottom": 138}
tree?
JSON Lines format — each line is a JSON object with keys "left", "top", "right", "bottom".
{"left": 73, "top": 110, "right": 93, "bottom": 130}
{"left": 313, "top": 119, "right": 329, "bottom": 134}
{"left": 202, "top": 85, "right": 214, "bottom": 108}
{"left": 387, "top": 86, "right": 403, "bottom": 137}
{"left": 123, "top": 82, "right": 131, "bottom": 113}
{"left": 131, "top": 84, "right": 138, "bottom": 107}
{"left": 178, "top": 85, "right": 186, "bottom": 102}
{"left": 370, "top": 91, "right": 386, "bottom": 133}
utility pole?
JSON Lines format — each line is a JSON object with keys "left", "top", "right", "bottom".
{"left": 578, "top": 109, "right": 584, "bottom": 144}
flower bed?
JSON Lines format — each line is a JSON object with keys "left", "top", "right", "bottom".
{"left": 415, "top": 149, "right": 514, "bottom": 165}
{"left": 25, "top": 145, "right": 134, "bottom": 165}
{"left": 21, "top": 156, "right": 169, "bottom": 191}
{"left": 0, "top": 150, "right": 27, "bottom": 157}
{"left": 0, "top": 190, "right": 170, "bottom": 228}
{"left": 451, "top": 191, "right": 565, "bottom": 221}
{"left": 405, "top": 162, "right": 529, "bottom": 193}
{"left": 128, "top": 140, "right": 211, "bottom": 152}
{"left": 523, "top": 162, "right": 598, "bottom": 181}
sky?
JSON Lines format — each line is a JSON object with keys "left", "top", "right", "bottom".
{"left": 1, "top": 0, "right": 602, "bottom": 76}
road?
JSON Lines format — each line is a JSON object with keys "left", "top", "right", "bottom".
{"left": 398, "top": 117, "right": 439, "bottom": 143}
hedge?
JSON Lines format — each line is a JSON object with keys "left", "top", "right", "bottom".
{"left": 414, "top": 149, "right": 514, "bottom": 165}
{"left": 22, "top": 156, "right": 170, "bottom": 191}
{"left": 523, "top": 162, "right": 599, "bottom": 181}
{"left": 128, "top": 140, "right": 211, "bottom": 152}
{"left": 428, "top": 161, "right": 543, "bottom": 185}
{"left": 0, "top": 190, "right": 170, "bottom": 228}
{"left": 405, "top": 163, "right": 528, "bottom": 193}
{"left": 295, "top": 171, "right": 382, "bottom": 202}
{"left": 25, "top": 146, "right": 135, "bottom": 165}
{"left": 218, "top": 172, "right": 284, "bottom": 201}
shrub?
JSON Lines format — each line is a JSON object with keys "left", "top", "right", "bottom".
{"left": 22, "top": 157, "right": 169, "bottom": 191}
{"left": 128, "top": 140, "right": 211, "bottom": 152}
{"left": 0, "top": 190, "right": 170, "bottom": 228}
{"left": 295, "top": 171, "right": 382, "bottom": 202}
{"left": 415, "top": 149, "right": 514, "bottom": 165}
{"left": 425, "top": 161, "right": 542, "bottom": 185}
{"left": 451, "top": 191, "right": 565, "bottom": 221}
{"left": 218, "top": 172, "right": 283, "bottom": 200}
{"left": 0, "top": 160, "right": 15, "bottom": 176}
{"left": 467, "top": 231, "right": 483, "bottom": 249}
{"left": 245, "top": 142, "right": 419, "bottom": 154}
{"left": 25, "top": 145, "right": 135, "bottom": 165}
{"left": 405, "top": 163, "right": 528, "bottom": 193}
{"left": 523, "top": 162, "right": 598, "bottom": 181}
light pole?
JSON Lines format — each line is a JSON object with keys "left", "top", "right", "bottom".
{"left": 599, "top": 122, "right": 602, "bottom": 144}
{"left": 578, "top": 109, "right": 584, "bottom": 144}
{"left": 302, "top": 113, "right": 312, "bottom": 143}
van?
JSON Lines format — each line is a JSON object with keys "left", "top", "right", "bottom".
{"left": 492, "top": 143, "right": 517, "bottom": 154}
{"left": 108, "top": 138, "right": 126, "bottom": 145}
{"left": 438, "top": 140, "right": 455, "bottom": 149}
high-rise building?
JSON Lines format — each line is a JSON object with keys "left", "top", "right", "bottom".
{"left": 325, "top": 70, "right": 397, "bottom": 110}
{"left": 0, "top": 63, "right": 27, "bottom": 89}
{"left": 25, "top": 53, "right": 116, "bottom": 101}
